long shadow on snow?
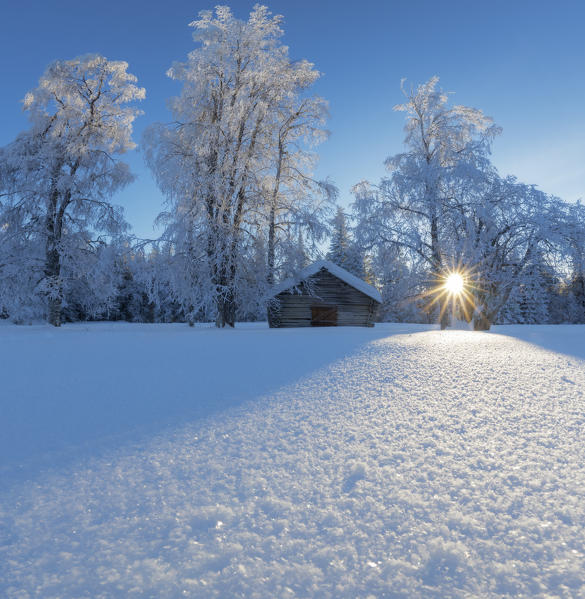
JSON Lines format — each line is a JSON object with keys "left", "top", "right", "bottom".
{"left": 491, "top": 324, "right": 585, "bottom": 362}
{"left": 0, "top": 322, "right": 424, "bottom": 481}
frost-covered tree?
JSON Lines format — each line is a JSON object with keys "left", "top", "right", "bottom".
{"left": 326, "top": 206, "right": 365, "bottom": 278}
{"left": 0, "top": 54, "right": 144, "bottom": 325}
{"left": 278, "top": 229, "right": 310, "bottom": 281}
{"left": 566, "top": 274, "right": 585, "bottom": 323}
{"left": 145, "top": 5, "right": 332, "bottom": 327}
{"left": 352, "top": 77, "right": 581, "bottom": 330}
{"left": 561, "top": 202, "right": 585, "bottom": 322}
{"left": 353, "top": 77, "right": 500, "bottom": 329}
{"left": 326, "top": 206, "right": 350, "bottom": 265}
{"left": 497, "top": 249, "right": 557, "bottom": 324}
{"left": 372, "top": 244, "right": 426, "bottom": 322}
{"left": 449, "top": 174, "right": 564, "bottom": 329}
{"left": 261, "top": 72, "right": 334, "bottom": 286}
{"left": 108, "top": 246, "right": 165, "bottom": 323}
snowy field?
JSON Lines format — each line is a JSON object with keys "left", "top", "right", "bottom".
{"left": 1, "top": 322, "right": 585, "bottom": 598}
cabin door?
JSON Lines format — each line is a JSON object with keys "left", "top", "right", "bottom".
{"left": 311, "top": 305, "right": 338, "bottom": 326}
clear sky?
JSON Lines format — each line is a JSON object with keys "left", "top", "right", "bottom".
{"left": 1, "top": 0, "right": 584, "bottom": 239}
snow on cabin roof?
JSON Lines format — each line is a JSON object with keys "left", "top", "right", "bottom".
{"left": 271, "top": 260, "right": 382, "bottom": 303}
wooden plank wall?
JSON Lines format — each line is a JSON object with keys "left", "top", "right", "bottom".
{"left": 268, "top": 269, "right": 378, "bottom": 328}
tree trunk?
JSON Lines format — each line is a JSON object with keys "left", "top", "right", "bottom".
{"left": 215, "top": 291, "right": 236, "bottom": 328}
{"left": 211, "top": 249, "right": 237, "bottom": 328}
{"left": 44, "top": 244, "right": 62, "bottom": 327}
{"left": 214, "top": 242, "right": 237, "bottom": 328}
{"left": 267, "top": 137, "right": 284, "bottom": 287}
{"left": 429, "top": 211, "right": 447, "bottom": 330}
{"left": 47, "top": 295, "right": 62, "bottom": 327}
{"left": 215, "top": 304, "right": 225, "bottom": 328}
{"left": 439, "top": 304, "right": 450, "bottom": 330}
{"left": 267, "top": 202, "right": 276, "bottom": 286}
{"left": 472, "top": 309, "right": 491, "bottom": 331}
{"left": 44, "top": 186, "right": 62, "bottom": 327}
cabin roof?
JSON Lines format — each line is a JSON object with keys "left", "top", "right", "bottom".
{"left": 271, "top": 260, "right": 382, "bottom": 303}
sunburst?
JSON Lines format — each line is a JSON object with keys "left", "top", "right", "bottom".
{"left": 445, "top": 272, "right": 465, "bottom": 295}
{"left": 418, "top": 263, "right": 481, "bottom": 326}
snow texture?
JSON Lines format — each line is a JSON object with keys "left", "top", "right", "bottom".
{"left": 1, "top": 322, "right": 585, "bottom": 598}
{"left": 271, "top": 259, "right": 383, "bottom": 302}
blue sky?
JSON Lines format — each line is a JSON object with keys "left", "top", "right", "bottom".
{"left": 1, "top": 0, "right": 584, "bottom": 239}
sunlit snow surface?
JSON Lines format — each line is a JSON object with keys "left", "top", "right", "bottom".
{"left": 1, "top": 323, "right": 585, "bottom": 598}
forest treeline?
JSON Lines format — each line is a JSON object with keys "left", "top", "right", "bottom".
{"left": 0, "top": 6, "right": 584, "bottom": 329}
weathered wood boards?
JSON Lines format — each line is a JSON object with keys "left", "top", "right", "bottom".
{"left": 268, "top": 265, "right": 380, "bottom": 328}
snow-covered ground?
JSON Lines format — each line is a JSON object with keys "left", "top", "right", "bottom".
{"left": 1, "top": 322, "right": 585, "bottom": 598}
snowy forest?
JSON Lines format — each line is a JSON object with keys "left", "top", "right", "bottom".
{"left": 0, "top": 5, "right": 584, "bottom": 330}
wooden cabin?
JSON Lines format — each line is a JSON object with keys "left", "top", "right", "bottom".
{"left": 268, "top": 260, "right": 382, "bottom": 328}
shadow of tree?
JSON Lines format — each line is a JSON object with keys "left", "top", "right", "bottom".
{"left": 1, "top": 322, "right": 429, "bottom": 479}
{"left": 491, "top": 324, "right": 585, "bottom": 362}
